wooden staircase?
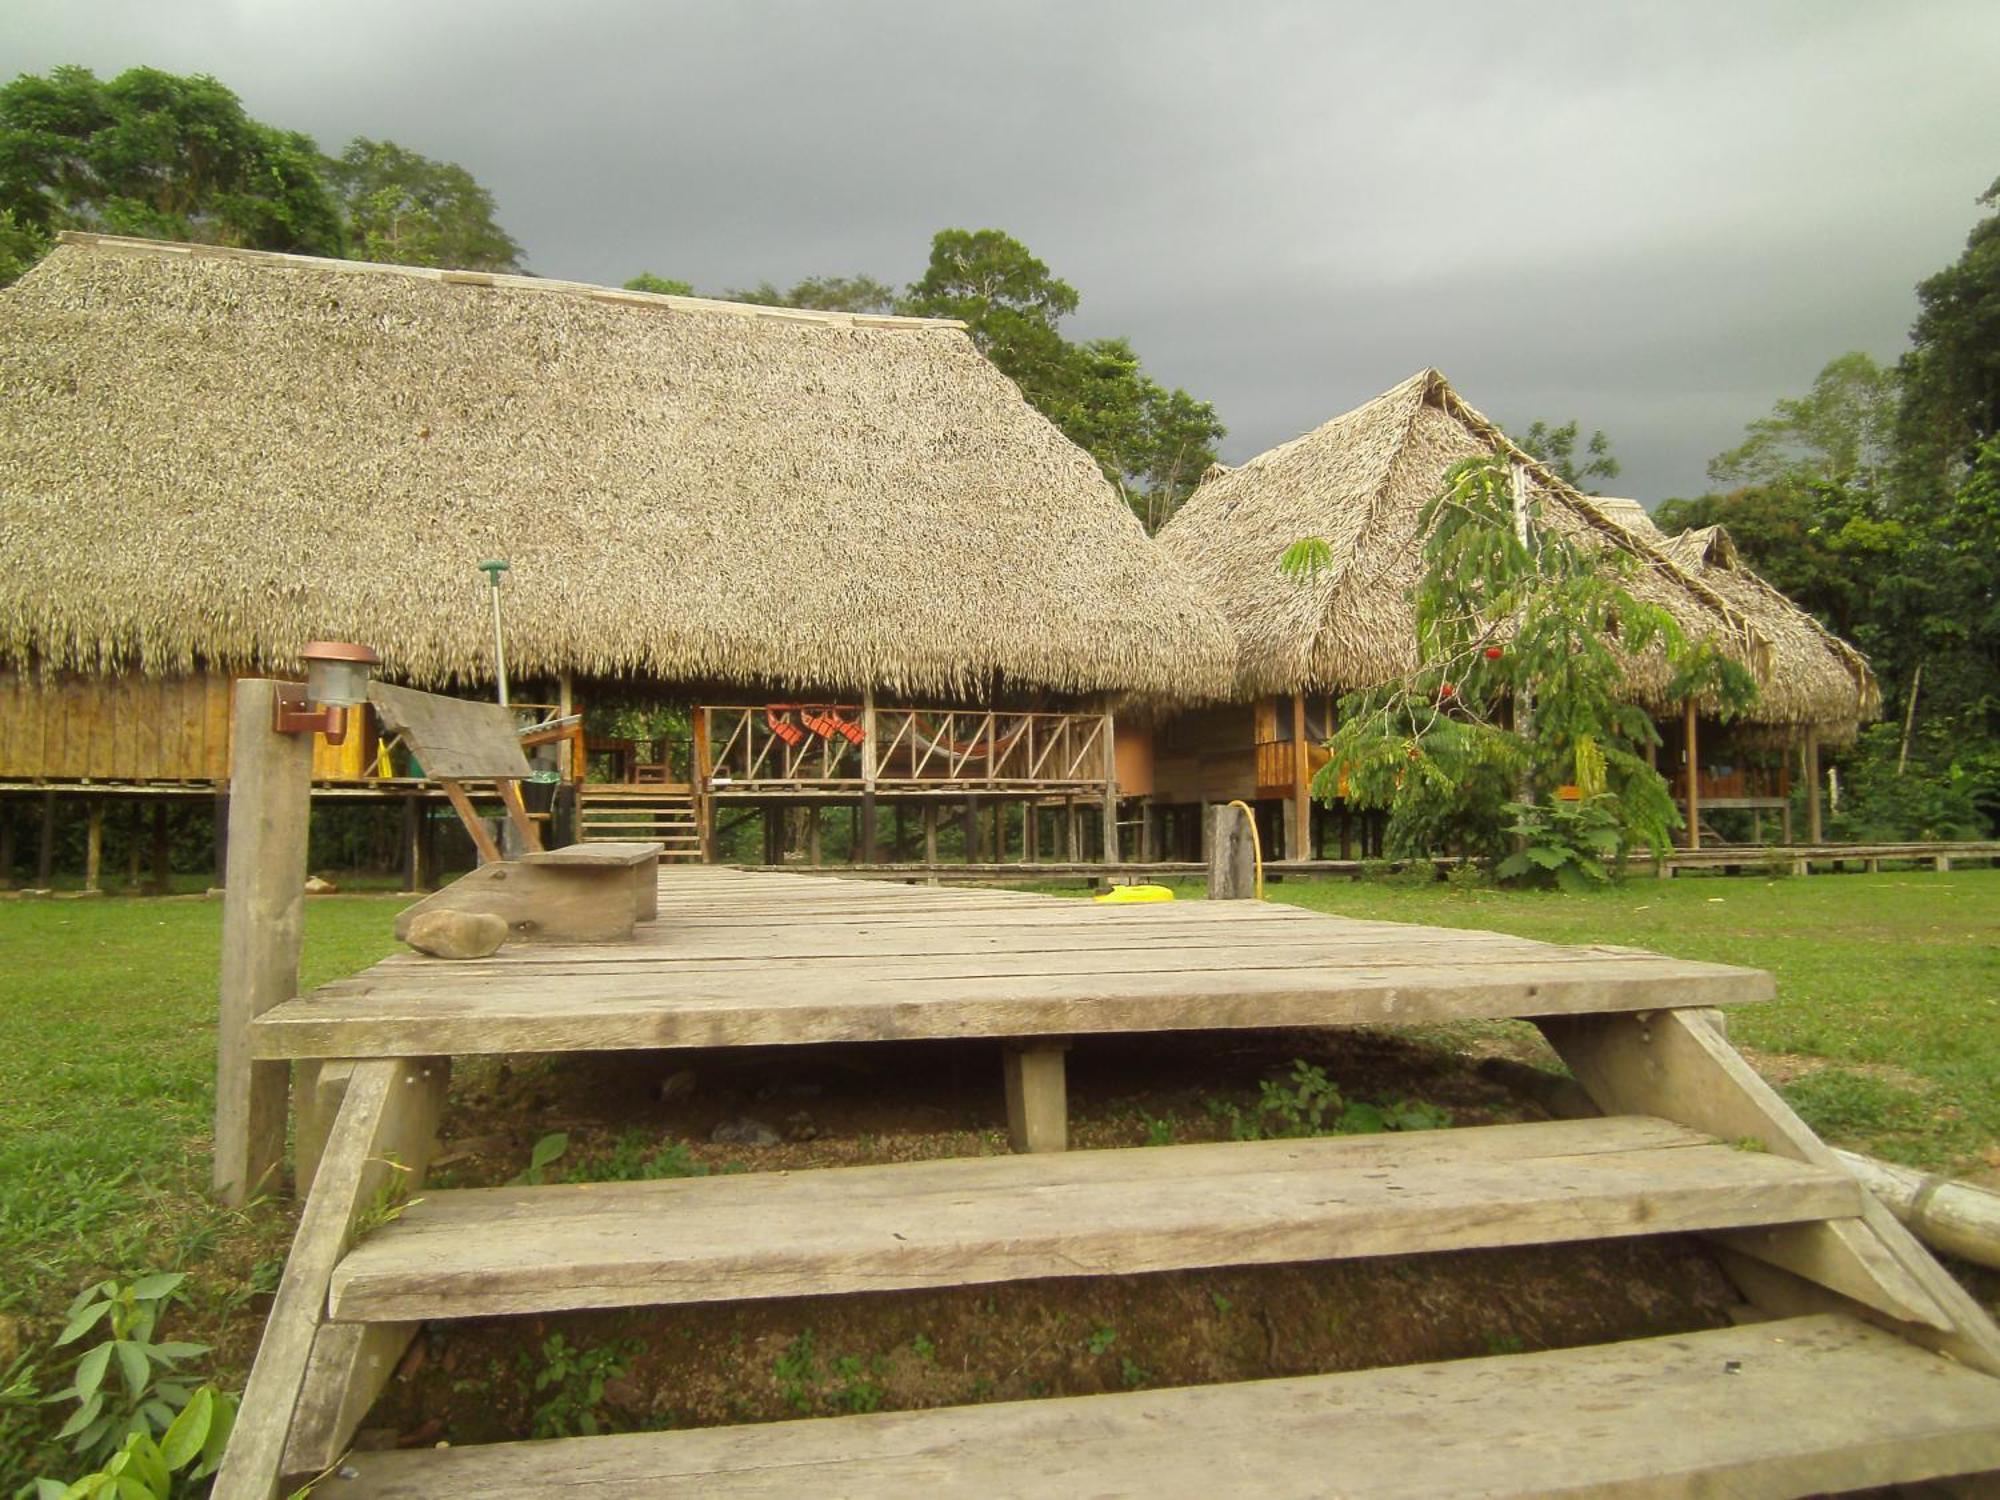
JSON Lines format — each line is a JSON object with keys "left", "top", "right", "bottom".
{"left": 213, "top": 876, "right": 2000, "bottom": 1499}
{"left": 576, "top": 784, "right": 703, "bottom": 859}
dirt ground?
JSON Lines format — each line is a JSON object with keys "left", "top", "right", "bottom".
{"left": 343, "top": 1026, "right": 1758, "bottom": 1450}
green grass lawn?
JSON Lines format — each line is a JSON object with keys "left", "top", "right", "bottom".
{"left": 0, "top": 870, "right": 1993, "bottom": 1477}
{"left": 1241, "top": 867, "right": 2000, "bottom": 1173}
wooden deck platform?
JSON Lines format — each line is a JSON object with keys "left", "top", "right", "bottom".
{"left": 215, "top": 864, "right": 2000, "bottom": 1499}
{"left": 252, "top": 867, "right": 1772, "bottom": 1061}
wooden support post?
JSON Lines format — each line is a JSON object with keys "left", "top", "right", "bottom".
{"left": 859, "top": 796, "right": 878, "bottom": 865}
{"left": 1206, "top": 803, "right": 1256, "bottom": 899}
{"left": 0, "top": 799, "right": 14, "bottom": 888}
{"left": 400, "top": 796, "right": 421, "bottom": 891}
{"left": 83, "top": 800, "right": 103, "bottom": 893}
{"left": 1099, "top": 710, "right": 1118, "bottom": 865}
{"left": 151, "top": 800, "right": 170, "bottom": 894}
{"left": 993, "top": 802, "right": 1004, "bottom": 862}
{"left": 1804, "top": 728, "right": 1823, "bottom": 845}
{"left": 923, "top": 802, "right": 939, "bottom": 865}
{"left": 1683, "top": 699, "right": 1701, "bottom": 851}
{"left": 213, "top": 680, "right": 316, "bottom": 1207}
{"left": 692, "top": 705, "right": 715, "bottom": 864}
{"left": 556, "top": 671, "right": 575, "bottom": 782}
{"left": 1025, "top": 800, "right": 1040, "bottom": 863}
{"left": 963, "top": 797, "right": 980, "bottom": 862}
{"left": 1002, "top": 1043, "right": 1069, "bottom": 1153}
{"left": 1139, "top": 797, "right": 1156, "bottom": 863}
{"left": 1288, "top": 693, "right": 1310, "bottom": 863}
{"left": 808, "top": 805, "right": 822, "bottom": 867}
{"left": 36, "top": 789, "right": 54, "bottom": 885}
{"left": 213, "top": 787, "right": 230, "bottom": 887}
{"left": 439, "top": 779, "right": 502, "bottom": 865}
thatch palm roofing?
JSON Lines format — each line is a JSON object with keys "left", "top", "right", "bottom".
{"left": 1655, "top": 524, "right": 1879, "bottom": 734}
{"left": 0, "top": 233, "right": 1234, "bottom": 699}
{"left": 1158, "top": 369, "right": 1870, "bottom": 734}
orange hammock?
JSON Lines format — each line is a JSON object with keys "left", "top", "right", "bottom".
{"left": 904, "top": 712, "right": 1031, "bottom": 762}
{"left": 765, "top": 705, "right": 866, "bottom": 748}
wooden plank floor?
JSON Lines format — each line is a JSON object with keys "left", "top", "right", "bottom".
{"left": 254, "top": 868, "right": 1772, "bottom": 1061}
{"left": 327, "top": 1116, "right": 1858, "bottom": 1322}
{"left": 329, "top": 1315, "right": 2000, "bottom": 1498}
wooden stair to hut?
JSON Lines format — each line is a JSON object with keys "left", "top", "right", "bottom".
{"left": 213, "top": 870, "right": 2000, "bottom": 1499}
{"left": 576, "top": 783, "right": 703, "bottom": 859}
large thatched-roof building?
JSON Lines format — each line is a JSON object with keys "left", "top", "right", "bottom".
{"left": 0, "top": 233, "right": 1232, "bottom": 877}
{"left": 1142, "top": 370, "right": 1876, "bottom": 857}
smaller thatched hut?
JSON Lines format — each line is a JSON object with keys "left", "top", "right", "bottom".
{"left": 1142, "top": 370, "right": 1874, "bottom": 857}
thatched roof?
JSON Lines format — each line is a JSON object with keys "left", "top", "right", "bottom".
{"left": 1657, "top": 524, "right": 1878, "bottom": 737}
{"left": 0, "top": 233, "right": 1234, "bottom": 699}
{"left": 1157, "top": 369, "right": 1782, "bottom": 717}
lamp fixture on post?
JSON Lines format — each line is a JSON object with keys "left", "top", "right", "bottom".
{"left": 272, "top": 641, "right": 380, "bottom": 745}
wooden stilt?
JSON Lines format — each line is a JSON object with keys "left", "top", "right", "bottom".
{"left": 1805, "top": 729, "right": 1823, "bottom": 844}
{"left": 213, "top": 680, "right": 316, "bottom": 1207}
{"left": 923, "top": 802, "right": 939, "bottom": 865}
{"left": 152, "top": 800, "right": 170, "bottom": 894}
{"left": 213, "top": 787, "right": 230, "bottom": 887}
{"left": 808, "top": 806, "right": 822, "bottom": 867}
{"left": 963, "top": 798, "right": 980, "bottom": 862}
{"left": 1207, "top": 804, "right": 1256, "bottom": 899}
{"left": 1288, "top": 693, "right": 1310, "bottom": 862}
{"left": 37, "top": 789, "right": 55, "bottom": 885}
{"left": 0, "top": 799, "right": 13, "bottom": 888}
{"left": 83, "top": 800, "right": 103, "bottom": 893}
{"left": 1683, "top": 700, "right": 1701, "bottom": 851}
{"left": 401, "top": 797, "right": 421, "bottom": 891}
{"left": 1002, "top": 1044, "right": 1069, "bottom": 1153}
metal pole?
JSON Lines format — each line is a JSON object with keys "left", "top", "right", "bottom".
{"left": 479, "top": 559, "right": 511, "bottom": 706}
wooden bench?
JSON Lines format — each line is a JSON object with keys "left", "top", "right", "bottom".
{"left": 391, "top": 839, "right": 662, "bottom": 945}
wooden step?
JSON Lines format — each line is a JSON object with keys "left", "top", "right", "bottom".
{"left": 327, "top": 1116, "right": 1857, "bottom": 1322}
{"left": 321, "top": 1314, "right": 2000, "bottom": 1497}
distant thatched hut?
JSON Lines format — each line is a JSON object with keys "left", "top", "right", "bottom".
{"left": 0, "top": 233, "right": 1233, "bottom": 880}
{"left": 1146, "top": 370, "right": 1874, "bottom": 857}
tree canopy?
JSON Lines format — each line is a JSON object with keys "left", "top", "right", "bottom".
{"left": 327, "top": 137, "right": 522, "bottom": 271}
{"left": 0, "top": 65, "right": 344, "bottom": 264}
{"left": 1518, "top": 420, "right": 1621, "bottom": 492}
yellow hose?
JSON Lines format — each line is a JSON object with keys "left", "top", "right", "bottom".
{"left": 1224, "top": 798, "right": 1265, "bottom": 901}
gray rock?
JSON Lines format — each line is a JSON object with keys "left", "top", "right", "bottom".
{"left": 304, "top": 874, "right": 339, "bottom": 895}
{"left": 405, "top": 908, "right": 509, "bottom": 961}
{"left": 710, "top": 1115, "right": 781, "bottom": 1147}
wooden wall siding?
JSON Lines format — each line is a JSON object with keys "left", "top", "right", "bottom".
{"left": 1112, "top": 721, "right": 1155, "bottom": 798}
{"left": 1151, "top": 703, "right": 1258, "bottom": 806}
{"left": 0, "top": 670, "right": 234, "bottom": 780}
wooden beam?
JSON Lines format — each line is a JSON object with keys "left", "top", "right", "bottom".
{"left": 1805, "top": 728, "right": 1823, "bottom": 844}
{"left": 1684, "top": 699, "right": 1700, "bottom": 851}
{"left": 83, "top": 799, "right": 103, "bottom": 892}
{"left": 36, "top": 788, "right": 54, "bottom": 884}
{"left": 1100, "top": 710, "right": 1118, "bottom": 864}
{"left": 1002, "top": 1043, "right": 1068, "bottom": 1153}
{"left": 1288, "top": 693, "right": 1310, "bottom": 862}
{"left": 151, "top": 800, "right": 170, "bottom": 894}
{"left": 214, "top": 681, "right": 316, "bottom": 1206}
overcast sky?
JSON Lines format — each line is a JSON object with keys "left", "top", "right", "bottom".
{"left": 5, "top": 1, "right": 1996, "bottom": 500}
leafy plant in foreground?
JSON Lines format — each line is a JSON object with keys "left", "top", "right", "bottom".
{"left": 39, "top": 1276, "right": 213, "bottom": 1470}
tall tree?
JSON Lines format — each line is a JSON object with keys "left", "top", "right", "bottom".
{"left": 901, "top": 228, "right": 1222, "bottom": 528}
{"left": 1707, "top": 351, "right": 1899, "bottom": 491}
{"left": 0, "top": 65, "right": 343, "bottom": 270}
{"left": 1518, "top": 420, "right": 1621, "bottom": 492}
{"left": 728, "top": 273, "right": 897, "bottom": 313}
{"left": 326, "top": 137, "right": 522, "bottom": 271}
{"left": 1898, "top": 176, "right": 2000, "bottom": 490}
{"left": 624, "top": 271, "right": 695, "bottom": 296}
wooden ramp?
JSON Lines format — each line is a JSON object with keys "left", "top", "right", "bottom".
{"left": 214, "top": 869, "right": 2000, "bottom": 1498}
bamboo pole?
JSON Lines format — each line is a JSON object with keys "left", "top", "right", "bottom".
{"left": 1805, "top": 728, "right": 1823, "bottom": 845}
{"left": 83, "top": 801, "right": 103, "bottom": 893}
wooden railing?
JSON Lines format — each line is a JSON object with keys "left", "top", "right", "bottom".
{"left": 1669, "top": 763, "right": 1793, "bottom": 803}
{"left": 1253, "top": 738, "right": 1332, "bottom": 799}
{"left": 699, "top": 706, "right": 1113, "bottom": 790}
